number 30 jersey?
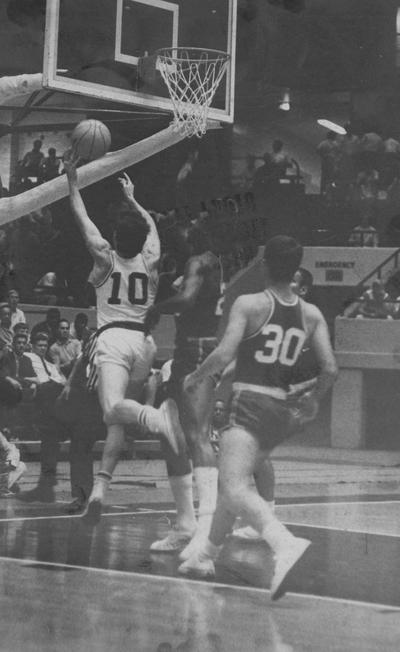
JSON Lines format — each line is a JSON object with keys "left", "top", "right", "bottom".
{"left": 234, "top": 290, "right": 308, "bottom": 394}
{"left": 94, "top": 250, "right": 158, "bottom": 328}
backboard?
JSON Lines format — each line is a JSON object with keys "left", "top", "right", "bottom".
{"left": 43, "top": 0, "right": 237, "bottom": 124}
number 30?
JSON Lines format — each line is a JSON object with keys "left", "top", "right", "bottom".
{"left": 255, "top": 325, "right": 305, "bottom": 366}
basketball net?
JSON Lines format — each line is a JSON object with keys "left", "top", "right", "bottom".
{"left": 156, "top": 48, "right": 230, "bottom": 139}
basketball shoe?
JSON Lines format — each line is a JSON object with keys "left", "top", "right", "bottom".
{"left": 270, "top": 536, "right": 311, "bottom": 600}
{"left": 150, "top": 526, "right": 195, "bottom": 553}
{"left": 178, "top": 550, "right": 216, "bottom": 578}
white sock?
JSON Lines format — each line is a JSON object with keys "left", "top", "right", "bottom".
{"left": 8, "top": 461, "right": 26, "bottom": 489}
{"left": 234, "top": 500, "right": 275, "bottom": 531}
{"left": 90, "top": 472, "right": 112, "bottom": 502}
{"left": 169, "top": 474, "right": 196, "bottom": 532}
{"left": 137, "top": 405, "right": 162, "bottom": 434}
{"left": 193, "top": 467, "right": 218, "bottom": 537}
{"left": 202, "top": 538, "right": 221, "bottom": 561}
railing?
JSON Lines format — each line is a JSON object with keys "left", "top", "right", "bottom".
{"left": 353, "top": 247, "right": 400, "bottom": 294}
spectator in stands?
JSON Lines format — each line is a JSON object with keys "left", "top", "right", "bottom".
{"left": 0, "top": 333, "right": 35, "bottom": 388}
{"left": 359, "top": 129, "right": 383, "bottom": 171}
{"left": 0, "top": 429, "right": 26, "bottom": 497}
{"left": 18, "top": 332, "right": 66, "bottom": 502}
{"left": 291, "top": 267, "right": 314, "bottom": 300}
{"left": 30, "top": 307, "right": 60, "bottom": 347}
{"left": 209, "top": 399, "right": 227, "bottom": 453}
{"left": 384, "top": 274, "right": 400, "bottom": 319}
{"left": 348, "top": 213, "right": 379, "bottom": 248}
{"left": 13, "top": 323, "right": 31, "bottom": 351}
{"left": 49, "top": 318, "right": 81, "bottom": 378}
{"left": 239, "top": 154, "right": 258, "bottom": 192}
{"left": 25, "top": 332, "right": 66, "bottom": 386}
{"left": 70, "top": 312, "right": 91, "bottom": 343}
{"left": 352, "top": 165, "right": 379, "bottom": 222}
{"left": 21, "top": 139, "right": 45, "bottom": 181}
{"left": 317, "top": 131, "right": 340, "bottom": 195}
{"left": 381, "top": 136, "right": 400, "bottom": 188}
{"left": 0, "top": 304, "right": 14, "bottom": 355}
{"left": 267, "top": 139, "right": 293, "bottom": 180}
{"left": 254, "top": 141, "right": 292, "bottom": 194}
{"left": 39, "top": 147, "right": 61, "bottom": 183}
{"left": 0, "top": 332, "right": 36, "bottom": 440}
{"left": 344, "top": 279, "right": 394, "bottom": 319}
{"left": 336, "top": 124, "right": 360, "bottom": 199}
{"left": 7, "top": 289, "right": 25, "bottom": 330}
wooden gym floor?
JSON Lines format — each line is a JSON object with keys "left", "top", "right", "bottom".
{"left": 1, "top": 457, "right": 400, "bottom": 651}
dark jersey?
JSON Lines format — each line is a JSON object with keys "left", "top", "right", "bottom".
{"left": 234, "top": 290, "right": 308, "bottom": 392}
{"left": 175, "top": 252, "right": 223, "bottom": 344}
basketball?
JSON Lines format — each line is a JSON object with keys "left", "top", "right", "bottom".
{"left": 71, "top": 119, "right": 111, "bottom": 161}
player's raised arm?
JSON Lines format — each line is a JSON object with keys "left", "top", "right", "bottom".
{"left": 144, "top": 257, "right": 205, "bottom": 333}
{"left": 306, "top": 304, "right": 338, "bottom": 401}
{"left": 118, "top": 173, "right": 160, "bottom": 267}
{"left": 64, "top": 150, "right": 110, "bottom": 264}
{"left": 184, "top": 296, "right": 249, "bottom": 390}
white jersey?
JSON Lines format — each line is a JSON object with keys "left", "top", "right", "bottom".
{"left": 93, "top": 250, "right": 158, "bottom": 328}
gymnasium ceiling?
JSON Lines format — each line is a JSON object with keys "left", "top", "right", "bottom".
{"left": 0, "top": 0, "right": 399, "bottom": 128}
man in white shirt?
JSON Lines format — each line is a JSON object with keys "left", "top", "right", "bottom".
{"left": 49, "top": 319, "right": 81, "bottom": 378}
{"left": 18, "top": 332, "right": 66, "bottom": 502}
{"left": 8, "top": 290, "right": 26, "bottom": 330}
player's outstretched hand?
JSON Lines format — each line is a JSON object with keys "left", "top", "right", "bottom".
{"left": 290, "top": 391, "right": 319, "bottom": 427}
{"left": 183, "top": 372, "right": 200, "bottom": 394}
{"left": 144, "top": 305, "right": 161, "bottom": 334}
{"left": 63, "top": 148, "right": 80, "bottom": 179}
{"left": 118, "top": 172, "right": 135, "bottom": 201}
{"left": 287, "top": 378, "right": 317, "bottom": 400}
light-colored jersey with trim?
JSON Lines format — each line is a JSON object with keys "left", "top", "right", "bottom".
{"left": 93, "top": 250, "right": 158, "bottom": 328}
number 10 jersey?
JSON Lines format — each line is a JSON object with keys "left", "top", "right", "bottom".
{"left": 94, "top": 250, "right": 158, "bottom": 328}
{"left": 234, "top": 290, "right": 308, "bottom": 395}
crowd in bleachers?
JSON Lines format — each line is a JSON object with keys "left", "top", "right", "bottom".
{"left": 6, "top": 139, "right": 62, "bottom": 196}
{"left": 0, "top": 305, "right": 98, "bottom": 499}
{"left": 316, "top": 125, "right": 400, "bottom": 203}
{"left": 315, "top": 125, "right": 400, "bottom": 246}
{"left": 0, "top": 135, "right": 262, "bottom": 305}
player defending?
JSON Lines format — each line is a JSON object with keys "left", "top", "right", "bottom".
{"left": 179, "top": 236, "right": 338, "bottom": 599}
{"left": 116, "top": 225, "right": 222, "bottom": 557}
{"left": 64, "top": 153, "right": 183, "bottom": 523}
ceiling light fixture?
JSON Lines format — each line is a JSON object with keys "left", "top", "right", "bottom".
{"left": 317, "top": 119, "right": 346, "bottom": 135}
{"left": 279, "top": 90, "right": 290, "bottom": 111}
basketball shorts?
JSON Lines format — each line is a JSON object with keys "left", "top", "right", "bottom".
{"left": 227, "top": 388, "right": 295, "bottom": 451}
{"left": 96, "top": 328, "right": 156, "bottom": 385}
{"left": 168, "top": 336, "right": 218, "bottom": 398}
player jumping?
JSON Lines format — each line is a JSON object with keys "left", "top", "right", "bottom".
{"left": 65, "top": 153, "right": 184, "bottom": 523}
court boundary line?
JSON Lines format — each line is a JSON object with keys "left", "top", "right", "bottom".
{"left": 1, "top": 499, "right": 400, "bottom": 538}
{"left": 0, "top": 553, "right": 399, "bottom": 612}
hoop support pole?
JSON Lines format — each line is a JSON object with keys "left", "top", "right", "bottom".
{"left": 0, "top": 125, "right": 185, "bottom": 226}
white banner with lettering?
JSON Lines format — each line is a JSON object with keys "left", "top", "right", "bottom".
{"left": 302, "top": 247, "right": 399, "bottom": 286}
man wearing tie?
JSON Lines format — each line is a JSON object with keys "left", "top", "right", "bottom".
{"left": 18, "top": 331, "right": 67, "bottom": 502}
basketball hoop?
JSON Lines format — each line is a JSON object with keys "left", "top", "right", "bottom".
{"left": 156, "top": 47, "right": 230, "bottom": 139}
